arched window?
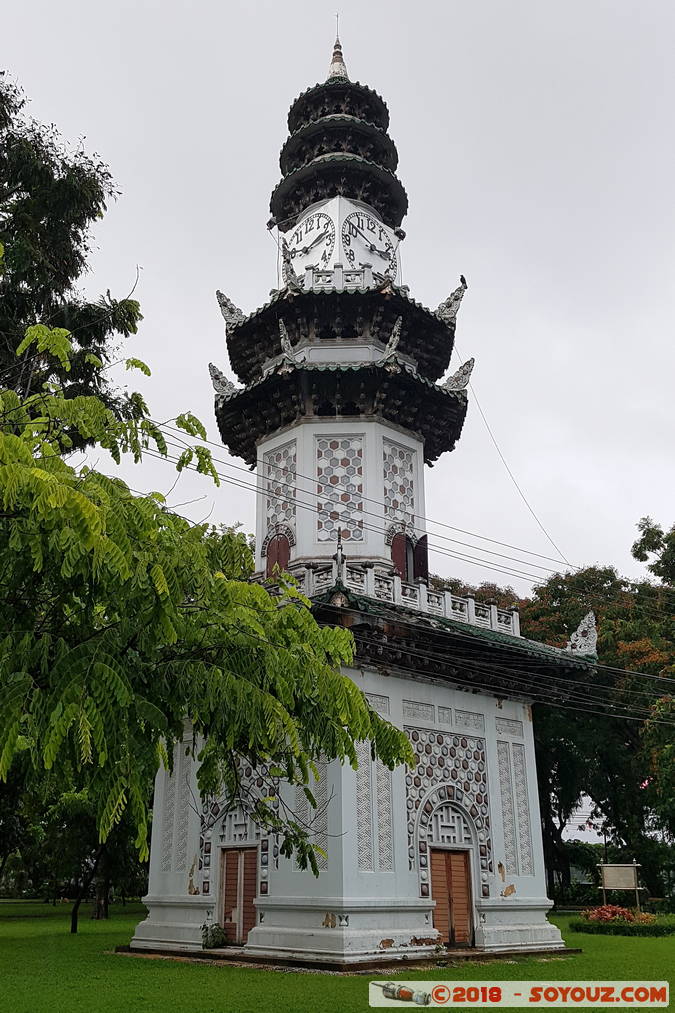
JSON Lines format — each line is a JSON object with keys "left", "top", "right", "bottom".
{"left": 391, "top": 532, "right": 428, "bottom": 583}
{"left": 265, "top": 533, "right": 290, "bottom": 578}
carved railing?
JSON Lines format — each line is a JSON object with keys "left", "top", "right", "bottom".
{"left": 303, "top": 263, "right": 375, "bottom": 292}
{"left": 282, "top": 559, "right": 521, "bottom": 637}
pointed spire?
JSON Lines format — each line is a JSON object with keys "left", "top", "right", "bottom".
{"left": 327, "top": 34, "right": 349, "bottom": 80}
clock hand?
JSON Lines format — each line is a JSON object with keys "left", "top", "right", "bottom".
{"left": 351, "top": 224, "right": 391, "bottom": 259}
{"left": 300, "top": 227, "right": 330, "bottom": 255}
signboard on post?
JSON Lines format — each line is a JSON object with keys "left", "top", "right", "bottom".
{"left": 597, "top": 861, "right": 642, "bottom": 909}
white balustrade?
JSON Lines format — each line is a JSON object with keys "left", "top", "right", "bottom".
{"left": 265, "top": 560, "right": 520, "bottom": 637}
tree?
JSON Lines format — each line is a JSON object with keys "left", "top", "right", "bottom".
{"left": 631, "top": 518, "right": 675, "bottom": 839}
{"left": 0, "top": 754, "right": 30, "bottom": 882}
{"left": 0, "top": 328, "right": 413, "bottom": 898}
{"left": 39, "top": 789, "right": 148, "bottom": 933}
{"left": 0, "top": 71, "right": 142, "bottom": 420}
{"left": 519, "top": 554, "right": 674, "bottom": 896}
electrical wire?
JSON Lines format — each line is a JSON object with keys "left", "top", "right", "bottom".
{"left": 144, "top": 441, "right": 673, "bottom": 629}
{"left": 342, "top": 630, "right": 669, "bottom": 716}
{"left": 155, "top": 420, "right": 675, "bottom": 613}
{"left": 160, "top": 424, "right": 565, "bottom": 574}
{"left": 143, "top": 439, "right": 674, "bottom": 624}
{"left": 337, "top": 632, "right": 675, "bottom": 728}
{"left": 455, "top": 337, "right": 570, "bottom": 566}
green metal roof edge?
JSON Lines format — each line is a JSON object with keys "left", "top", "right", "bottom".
{"left": 228, "top": 283, "right": 450, "bottom": 337}
{"left": 311, "top": 585, "right": 597, "bottom": 668}
{"left": 215, "top": 359, "right": 467, "bottom": 403}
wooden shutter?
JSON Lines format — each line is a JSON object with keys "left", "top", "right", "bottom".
{"left": 222, "top": 850, "right": 239, "bottom": 942}
{"left": 431, "top": 849, "right": 473, "bottom": 947}
{"left": 430, "top": 849, "right": 451, "bottom": 944}
{"left": 413, "top": 534, "right": 429, "bottom": 582}
{"left": 448, "top": 850, "right": 472, "bottom": 945}
{"left": 241, "top": 848, "right": 258, "bottom": 942}
{"left": 266, "top": 535, "right": 290, "bottom": 578}
{"left": 391, "top": 532, "right": 407, "bottom": 579}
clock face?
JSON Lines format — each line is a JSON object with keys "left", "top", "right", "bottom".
{"left": 285, "top": 212, "right": 336, "bottom": 270}
{"left": 341, "top": 211, "right": 398, "bottom": 277}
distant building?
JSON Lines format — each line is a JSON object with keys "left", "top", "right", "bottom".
{"left": 132, "top": 38, "right": 596, "bottom": 966}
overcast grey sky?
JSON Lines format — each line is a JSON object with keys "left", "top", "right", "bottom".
{"left": 5, "top": 0, "right": 674, "bottom": 594}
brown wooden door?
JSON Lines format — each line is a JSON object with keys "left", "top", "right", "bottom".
{"left": 221, "top": 848, "right": 258, "bottom": 944}
{"left": 430, "top": 849, "right": 473, "bottom": 946}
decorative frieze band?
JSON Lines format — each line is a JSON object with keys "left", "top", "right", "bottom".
{"left": 455, "top": 709, "right": 485, "bottom": 732}
{"left": 403, "top": 699, "right": 435, "bottom": 722}
{"left": 365, "top": 692, "right": 390, "bottom": 715}
{"left": 495, "top": 717, "right": 524, "bottom": 737}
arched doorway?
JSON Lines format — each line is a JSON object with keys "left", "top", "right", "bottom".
{"left": 219, "top": 808, "right": 260, "bottom": 945}
{"left": 428, "top": 804, "right": 475, "bottom": 946}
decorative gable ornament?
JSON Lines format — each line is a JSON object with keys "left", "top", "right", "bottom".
{"left": 442, "top": 357, "right": 475, "bottom": 392}
{"left": 437, "top": 275, "right": 468, "bottom": 326}
{"left": 216, "top": 290, "right": 245, "bottom": 327}
{"left": 566, "top": 611, "right": 598, "bottom": 655}
{"left": 281, "top": 239, "right": 302, "bottom": 291}
{"left": 378, "top": 316, "right": 403, "bottom": 372}
{"left": 208, "top": 362, "right": 239, "bottom": 400}
{"left": 276, "top": 318, "right": 306, "bottom": 374}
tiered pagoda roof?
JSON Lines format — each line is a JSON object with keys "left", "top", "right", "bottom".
{"left": 214, "top": 40, "right": 469, "bottom": 469}
{"left": 214, "top": 359, "right": 467, "bottom": 467}
{"left": 270, "top": 39, "right": 408, "bottom": 231}
{"left": 225, "top": 286, "right": 457, "bottom": 386}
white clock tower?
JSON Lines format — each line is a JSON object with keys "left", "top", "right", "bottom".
{"left": 132, "top": 36, "right": 597, "bottom": 967}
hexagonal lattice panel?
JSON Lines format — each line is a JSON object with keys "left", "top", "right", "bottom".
{"left": 263, "top": 441, "right": 296, "bottom": 533}
{"left": 383, "top": 439, "right": 415, "bottom": 527}
{"left": 316, "top": 436, "right": 363, "bottom": 542}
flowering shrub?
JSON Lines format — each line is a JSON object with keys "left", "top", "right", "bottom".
{"left": 583, "top": 905, "right": 635, "bottom": 922}
{"left": 582, "top": 905, "right": 656, "bottom": 925}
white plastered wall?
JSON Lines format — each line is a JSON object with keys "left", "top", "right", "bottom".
{"left": 255, "top": 417, "right": 427, "bottom": 573}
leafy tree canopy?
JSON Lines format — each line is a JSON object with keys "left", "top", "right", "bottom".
{"left": 0, "top": 71, "right": 142, "bottom": 422}
{"left": 0, "top": 327, "right": 412, "bottom": 871}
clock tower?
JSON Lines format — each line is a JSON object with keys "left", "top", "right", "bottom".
{"left": 132, "top": 35, "right": 598, "bottom": 967}
{"left": 215, "top": 36, "right": 469, "bottom": 587}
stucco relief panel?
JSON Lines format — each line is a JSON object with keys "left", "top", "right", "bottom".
{"left": 405, "top": 727, "right": 492, "bottom": 898}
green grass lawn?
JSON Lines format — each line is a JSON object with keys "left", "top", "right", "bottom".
{"left": 0, "top": 902, "right": 672, "bottom": 1012}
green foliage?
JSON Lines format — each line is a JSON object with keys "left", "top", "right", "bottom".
{"left": 569, "top": 917, "right": 675, "bottom": 936}
{"left": 632, "top": 517, "right": 675, "bottom": 585}
{"left": 0, "top": 71, "right": 143, "bottom": 430}
{"left": 125, "top": 358, "right": 151, "bottom": 377}
{"left": 0, "top": 333, "right": 412, "bottom": 868}
{"left": 201, "top": 921, "right": 228, "bottom": 948}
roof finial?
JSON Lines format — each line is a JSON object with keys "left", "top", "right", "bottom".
{"left": 328, "top": 16, "right": 349, "bottom": 80}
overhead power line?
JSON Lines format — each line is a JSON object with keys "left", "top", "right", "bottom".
{"left": 156, "top": 420, "right": 675, "bottom": 615}
{"left": 143, "top": 440, "right": 674, "bottom": 625}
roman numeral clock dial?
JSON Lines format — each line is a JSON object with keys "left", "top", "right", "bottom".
{"left": 341, "top": 212, "right": 398, "bottom": 278}
{"left": 286, "top": 212, "right": 336, "bottom": 271}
